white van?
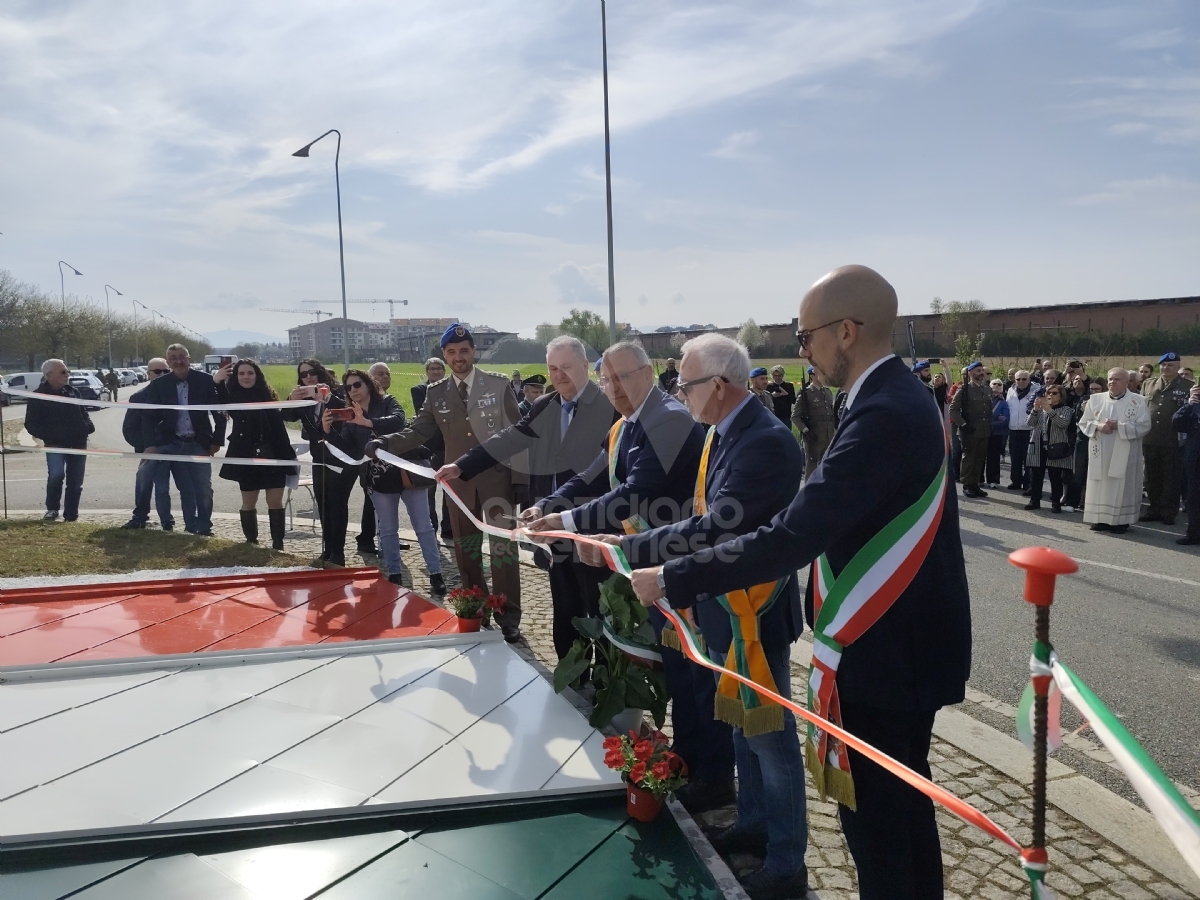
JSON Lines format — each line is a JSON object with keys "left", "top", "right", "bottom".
{"left": 2, "top": 372, "right": 46, "bottom": 396}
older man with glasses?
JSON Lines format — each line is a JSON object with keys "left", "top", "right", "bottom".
{"left": 122, "top": 357, "right": 184, "bottom": 531}
{"left": 1005, "top": 369, "right": 1043, "bottom": 493}
{"left": 23, "top": 358, "right": 94, "bottom": 522}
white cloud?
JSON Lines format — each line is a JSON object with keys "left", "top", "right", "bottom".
{"left": 1066, "top": 175, "right": 1200, "bottom": 209}
{"left": 712, "top": 130, "right": 761, "bottom": 160}
{"left": 549, "top": 261, "right": 608, "bottom": 306}
{"left": 1119, "top": 29, "right": 1186, "bottom": 51}
{"left": 1068, "top": 75, "right": 1200, "bottom": 145}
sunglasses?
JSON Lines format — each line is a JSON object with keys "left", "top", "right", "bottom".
{"left": 299, "top": 368, "right": 317, "bottom": 378}
{"left": 345, "top": 380, "right": 367, "bottom": 390}
{"left": 795, "top": 318, "right": 864, "bottom": 350}
{"left": 149, "top": 368, "right": 170, "bottom": 375}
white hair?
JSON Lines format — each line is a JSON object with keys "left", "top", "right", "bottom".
{"left": 602, "top": 340, "right": 650, "bottom": 368}
{"left": 679, "top": 333, "right": 751, "bottom": 384}
{"left": 545, "top": 335, "right": 588, "bottom": 363}
{"left": 368, "top": 362, "right": 390, "bottom": 375}
{"left": 424, "top": 357, "right": 445, "bottom": 371}
{"left": 41, "top": 358, "right": 66, "bottom": 375}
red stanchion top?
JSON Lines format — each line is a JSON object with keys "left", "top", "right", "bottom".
{"left": 1008, "top": 546, "right": 1079, "bottom": 607}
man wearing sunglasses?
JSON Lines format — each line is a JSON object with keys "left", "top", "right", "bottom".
{"left": 626, "top": 265, "right": 971, "bottom": 900}
{"left": 121, "top": 358, "right": 183, "bottom": 531}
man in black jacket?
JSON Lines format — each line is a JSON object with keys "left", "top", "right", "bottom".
{"left": 139, "top": 344, "right": 227, "bottom": 536}
{"left": 121, "top": 357, "right": 177, "bottom": 530}
{"left": 629, "top": 266, "right": 971, "bottom": 900}
{"left": 24, "top": 359, "right": 94, "bottom": 522}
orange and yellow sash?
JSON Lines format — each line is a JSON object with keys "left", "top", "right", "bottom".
{"left": 607, "top": 420, "right": 651, "bottom": 536}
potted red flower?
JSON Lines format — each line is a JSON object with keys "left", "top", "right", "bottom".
{"left": 446, "top": 586, "right": 506, "bottom": 632}
{"left": 602, "top": 729, "right": 688, "bottom": 822}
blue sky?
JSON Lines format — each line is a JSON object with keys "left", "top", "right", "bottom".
{"left": 0, "top": 0, "right": 1196, "bottom": 342}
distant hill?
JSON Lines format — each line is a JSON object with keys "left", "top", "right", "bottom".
{"left": 204, "top": 328, "right": 286, "bottom": 346}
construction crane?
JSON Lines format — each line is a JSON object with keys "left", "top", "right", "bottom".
{"left": 261, "top": 307, "right": 335, "bottom": 321}
{"left": 303, "top": 298, "right": 408, "bottom": 320}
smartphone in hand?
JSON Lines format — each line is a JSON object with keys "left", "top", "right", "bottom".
{"left": 328, "top": 407, "right": 356, "bottom": 422}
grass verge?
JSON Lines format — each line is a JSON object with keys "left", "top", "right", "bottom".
{"left": 0, "top": 519, "right": 312, "bottom": 578}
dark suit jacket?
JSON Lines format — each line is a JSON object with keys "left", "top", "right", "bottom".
{"left": 457, "top": 380, "right": 618, "bottom": 504}
{"left": 623, "top": 396, "right": 804, "bottom": 656}
{"left": 410, "top": 382, "right": 445, "bottom": 455}
{"left": 122, "top": 384, "right": 152, "bottom": 452}
{"left": 140, "top": 369, "right": 227, "bottom": 450}
{"left": 546, "top": 386, "right": 704, "bottom": 534}
{"left": 662, "top": 356, "right": 971, "bottom": 712}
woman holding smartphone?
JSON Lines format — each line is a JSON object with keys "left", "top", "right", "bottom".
{"left": 1024, "top": 384, "right": 1075, "bottom": 512}
{"left": 214, "top": 359, "right": 298, "bottom": 549}
{"left": 325, "top": 370, "right": 445, "bottom": 592}
{"left": 283, "top": 358, "right": 356, "bottom": 566}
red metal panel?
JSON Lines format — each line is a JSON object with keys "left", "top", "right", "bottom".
{"left": 0, "top": 595, "right": 137, "bottom": 638}
{"left": 322, "top": 593, "right": 455, "bottom": 642}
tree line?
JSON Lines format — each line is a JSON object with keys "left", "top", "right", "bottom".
{"left": 0, "top": 269, "right": 212, "bottom": 370}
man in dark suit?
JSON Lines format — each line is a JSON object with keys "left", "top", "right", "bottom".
{"left": 527, "top": 342, "right": 735, "bottom": 814}
{"left": 629, "top": 266, "right": 971, "bottom": 900}
{"left": 140, "top": 344, "right": 227, "bottom": 536}
{"left": 439, "top": 336, "right": 618, "bottom": 659}
{"left": 121, "top": 356, "right": 178, "bottom": 531}
{"left": 580, "top": 333, "right": 809, "bottom": 899}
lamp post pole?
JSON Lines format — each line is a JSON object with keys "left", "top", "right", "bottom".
{"left": 58, "top": 260, "right": 82, "bottom": 363}
{"left": 600, "top": 0, "right": 617, "bottom": 349}
{"left": 293, "top": 129, "right": 349, "bottom": 371}
{"left": 103, "top": 285, "right": 122, "bottom": 367}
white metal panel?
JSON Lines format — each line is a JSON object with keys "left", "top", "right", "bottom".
{"left": 0, "top": 669, "right": 176, "bottom": 733}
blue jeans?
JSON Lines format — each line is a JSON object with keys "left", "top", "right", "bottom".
{"left": 157, "top": 441, "right": 212, "bottom": 534}
{"left": 131, "top": 459, "right": 175, "bottom": 528}
{"left": 723, "top": 642, "right": 809, "bottom": 876}
{"left": 46, "top": 452, "right": 86, "bottom": 520}
{"left": 373, "top": 488, "right": 441, "bottom": 577}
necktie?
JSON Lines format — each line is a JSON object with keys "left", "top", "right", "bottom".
{"left": 560, "top": 400, "right": 576, "bottom": 439}
{"left": 710, "top": 429, "right": 721, "bottom": 456}
{"left": 458, "top": 378, "right": 469, "bottom": 404}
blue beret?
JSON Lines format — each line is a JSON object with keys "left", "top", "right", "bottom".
{"left": 966, "top": 361, "right": 983, "bottom": 371}
{"left": 1159, "top": 352, "right": 1180, "bottom": 364}
{"left": 749, "top": 367, "right": 768, "bottom": 377}
{"left": 440, "top": 323, "right": 472, "bottom": 347}
{"left": 594, "top": 357, "right": 603, "bottom": 372}
{"left": 912, "top": 360, "right": 930, "bottom": 372}
{"left": 806, "top": 366, "right": 814, "bottom": 375}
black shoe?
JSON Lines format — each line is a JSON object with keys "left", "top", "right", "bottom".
{"left": 707, "top": 824, "right": 768, "bottom": 857}
{"left": 387, "top": 573, "right": 404, "bottom": 586}
{"left": 1052, "top": 504, "right": 1062, "bottom": 513}
{"left": 740, "top": 865, "right": 809, "bottom": 900}
{"left": 1138, "top": 513, "right": 1161, "bottom": 523}
{"left": 121, "top": 519, "right": 146, "bottom": 529}
{"left": 323, "top": 557, "right": 345, "bottom": 569}
{"left": 1090, "top": 522, "right": 1111, "bottom": 531}
{"left": 501, "top": 625, "right": 522, "bottom": 644}
{"left": 429, "top": 573, "right": 447, "bottom": 595}
{"left": 1024, "top": 502, "right": 1041, "bottom": 511}
{"left": 1021, "top": 489, "right": 1032, "bottom": 496}
{"left": 1161, "top": 517, "right": 1176, "bottom": 526}
{"left": 440, "top": 529, "right": 455, "bottom": 541}
{"left": 1111, "top": 524, "right": 1129, "bottom": 534}
{"left": 1176, "top": 535, "right": 1200, "bottom": 545}
{"left": 675, "top": 778, "right": 737, "bottom": 814}
{"left": 1006, "top": 483, "right": 1022, "bottom": 491}
{"left": 357, "top": 542, "right": 379, "bottom": 555}
{"left": 976, "top": 488, "right": 989, "bottom": 497}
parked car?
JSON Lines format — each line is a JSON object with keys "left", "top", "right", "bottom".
{"left": 134, "top": 366, "right": 148, "bottom": 382}
{"left": 68, "top": 374, "right": 111, "bottom": 409}
{"left": 117, "top": 368, "right": 138, "bottom": 386}
{"left": 0, "top": 375, "right": 8, "bottom": 407}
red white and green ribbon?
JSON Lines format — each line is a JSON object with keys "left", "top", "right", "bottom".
{"left": 1016, "top": 642, "right": 1063, "bottom": 754}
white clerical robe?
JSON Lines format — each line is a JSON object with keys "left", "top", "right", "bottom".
{"left": 1077, "top": 391, "right": 1152, "bottom": 525}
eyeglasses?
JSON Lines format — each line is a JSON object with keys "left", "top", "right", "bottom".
{"left": 597, "top": 364, "right": 648, "bottom": 387}
{"left": 299, "top": 368, "right": 317, "bottom": 378}
{"left": 345, "top": 380, "right": 367, "bottom": 390}
{"left": 149, "top": 368, "right": 170, "bottom": 375}
{"left": 795, "top": 318, "right": 864, "bottom": 350}
{"left": 675, "top": 373, "right": 729, "bottom": 396}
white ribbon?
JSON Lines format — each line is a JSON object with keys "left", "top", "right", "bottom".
{"left": 16, "top": 446, "right": 307, "bottom": 467}
{"left": 1, "top": 385, "right": 318, "bottom": 412}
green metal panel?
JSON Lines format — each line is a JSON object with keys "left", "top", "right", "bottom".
{"left": 316, "top": 838, "right": 527, "bottom": 900}
{"left": 415, "top": 805, "right": 628, "bottom": 899}
{"left": 0, "top": 858, "right": 144, "bottom": 900}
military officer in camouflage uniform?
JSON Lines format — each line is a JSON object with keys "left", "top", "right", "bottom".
{"left": 1140, "top": 352, "right": 1195, "bottom": 525}
{"left": 950, "top": 361, "right": 993, "bottom": 498}
{"left": 370, "top": 324, "right": 526, "bottom": 641}
{"left": 791, "top": 365, "right": 836, "bottom": 480}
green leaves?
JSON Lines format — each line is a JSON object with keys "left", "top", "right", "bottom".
{"left": 590, "top": 679, "right": 627, "bottom": 730}
{"left": 552, "top": 640, "right": 590, "bottom": 694}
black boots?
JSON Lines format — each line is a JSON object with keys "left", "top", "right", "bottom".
{"left": 268, "top": 508, "right": 286, "bottom": 551}
{"left": 239, "top": 509, "right": 258, "bottom": 543}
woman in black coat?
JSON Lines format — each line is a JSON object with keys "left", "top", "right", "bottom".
{"left": 214, "top": 359, "right": 298, "bottom": 549}
{"left": 281, "top": 357, "right": 357, "bottom": 566}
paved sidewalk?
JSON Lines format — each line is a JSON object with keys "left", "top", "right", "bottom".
{"left": 8, "top": 511, "right": 1199, "bottom": 900}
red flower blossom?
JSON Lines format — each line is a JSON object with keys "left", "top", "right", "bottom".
{"left": 633, "top": 740, "right": 653, "bottom": 762}
{"left": 485, "top": 593, "right": 507, "bottom": 611}
{"left": 602, "top": 736, "right": 622, "bottom": 752}
{"left": 604, "top": 749, "right": 626, "bottom": 770}
{"left": 628, "top": 730, "right": 640, "bottom": 741}
{"left": 667, "top": 752, "right": 685, "bottom": 773}
{"left": 650, "top": 760, "right": 671, "bottom": 780}
{"left": 629, "top": 761, "right": 647, "bottom": 784}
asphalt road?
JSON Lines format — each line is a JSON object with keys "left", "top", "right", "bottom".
{"left": 3, "top": 407, "right": 1197, "bottom": 792}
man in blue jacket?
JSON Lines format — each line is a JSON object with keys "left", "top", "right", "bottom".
{"left": 527, "top": 342, "right": 735, "bottom": 813}
{"left": 140, "top": 344, "right": 227, "bottom": 536}
{"left": 629, "top": 266, "right": 972, "bottom": 900}
{"left": 121, "top": 357, "right": 181, "bottom": 531}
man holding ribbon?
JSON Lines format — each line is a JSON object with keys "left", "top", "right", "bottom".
{"left": 627, "top": 265, "right": 972, "bottom": 900}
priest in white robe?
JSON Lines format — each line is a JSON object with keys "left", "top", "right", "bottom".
{"left": 1077, "top": 368, "right": 1152, "bottom": 532}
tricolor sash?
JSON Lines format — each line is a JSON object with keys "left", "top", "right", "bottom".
{"left": 607, "top": 420, "right": 650, "bottom": 535}
{"left": 806, "top": 432, "right": 949, "bottom": 808}
{"left": 663, "top": 426, "right": 789, "bottom": 737}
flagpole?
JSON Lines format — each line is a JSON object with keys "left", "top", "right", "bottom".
{"left": 601, "top": 0, "right": 617, "bottom": 348}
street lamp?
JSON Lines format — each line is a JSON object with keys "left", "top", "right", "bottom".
{"left": 292, "top": 129, "right": 349, "bottom": 370}
{"left": 104, "top": 285, "right": 122, "bottom": 367}
{"left": 58, "top": 261, "right": 83, "bottom": 361}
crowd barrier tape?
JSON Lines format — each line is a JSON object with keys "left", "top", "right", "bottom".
{"left": 11, "top": 446, "right": 309, "bottom": 468}
{"left": 0, "top": 385, "right": 318, "bottom": 411}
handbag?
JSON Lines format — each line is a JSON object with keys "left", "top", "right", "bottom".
{"left": 1047, "top": 441, "right": 1072, "bottom": 460}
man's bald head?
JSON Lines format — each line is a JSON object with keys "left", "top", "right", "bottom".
{"left": 801, "top": 265, "right": 898, "bottom": 346}
{"left": 1107, "top": 367, "right": 1129, "bottom": 396}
